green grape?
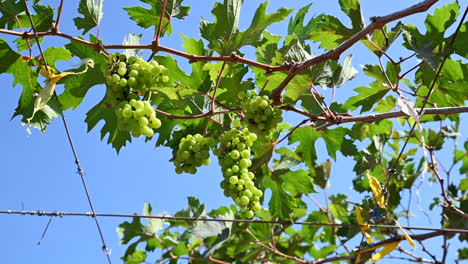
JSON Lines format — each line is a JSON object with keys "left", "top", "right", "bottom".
{"left": 173, "top": 134, "right": 213, "bottom": 174}
{"left": 214, "top": 127, "right": 262, "bottom": 217}
{"left": 246, "top": 210, "right": 254, "bottom": 218}
{"left": 129, "top": 70, "right": 138, "bottom": 78}
{"left": 111, "top": 74, "right": 120, "bottom": 83}
{"left": 119, "top": 78, "right": 128, "bottom": 87}
{"left": 128, "top": 77, "right": 137, "bottom": 87}
{"left": 117, "top": 67, "right": 127, "bottom": 76}
{"left": 241, "top": 94, "right": 283, "bottom": 136}
{"left": 107, "top": 54, "right": 167, "bottom": 139}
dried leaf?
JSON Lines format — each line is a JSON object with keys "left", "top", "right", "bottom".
{"left": 394, "top": 219, "right": 417, "bottom": 249}
{"left": 355, "top": 205, "right": 373, "bottom": 244}
{"left": 367, "top": 173, "right": 386, "bottom": 209}
{"left": 369, "top": 241, "right": 400, "bottom": 262}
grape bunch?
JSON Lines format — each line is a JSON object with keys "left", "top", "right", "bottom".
{"left": 173, "top": 134, "right": 214, "bottom": 174}
{"left": 106, "top": 54, "right": 170, "bottom": 106}
{"left": 214, "top": 123, "right": 263, "bottom": 218}
{"left": 115, "top": 99, "right": 161, "bottom": 138}
{"left": 241, "top": 95, "right": 283, "bottom": 136}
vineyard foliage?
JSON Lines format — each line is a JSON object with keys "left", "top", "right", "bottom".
{"left": 1, "top": 0, "right": 468, "bottom": 263}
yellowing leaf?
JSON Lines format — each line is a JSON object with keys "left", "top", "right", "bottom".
{"left": 29, "top": 60, "right": 94, "bottom": 124}
{"left": 355, "top": 206, "right": 373, "bottom": 244}
{"left": 367, "top": 173, "right": 386, "bottom": 209}
{"left": 394, "top": 219, "right": 417, "bottom": 249}
{"left": 369, "top": 241, "right": 399, "bottom": 262}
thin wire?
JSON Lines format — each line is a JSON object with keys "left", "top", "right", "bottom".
{"left": 59, "top": 114, "right": 112, "bottom": 263}
{"left": 1, "top": 210, "right": 467, "bottom": 234}
{"left": 22, "top": 1, "right": 112, "bottom": 262}
{"left": 22, "top": 0, "right": 48, "bottom": 70}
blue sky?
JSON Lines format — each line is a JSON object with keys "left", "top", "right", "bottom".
{"left": 0, "top": 0, "right": 465, "bottom": 263}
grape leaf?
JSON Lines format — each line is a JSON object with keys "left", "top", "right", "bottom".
{"left": 288, "top": 126, "right": 320, "bottom": 168}
{"left": 200, "top": 0, "right": 292, "bottom": 55}
{"left": 0, "top": 0, "right": 25, "bottom": 30}
{"left": 85, "top": 98, "right": 132, "bottom": 153}
{"left": 307, "top": 14, "right": 356, "bottom": 50}
{"left": 289, "top": 126, "right": 357, "bottom": 164}
{"left": 43, "top": 46, "right": 72, "bottom": 72}
{"left": 403, "top": 2, "right": 459, "bottom": 69}
{"left": 452, "top": 22, "right": 467, "bottom": 58}
{"left": 124, "top": 0, "right": 190, "bottom": 36}
{"left": 287, "top": 4, "right": 313, "bottom": 43}
{"left": 338, "top": 0, "right": 364, "bottom": 30}
{"left": 17, "top": 4, "right": 54, "bottom": 32}
{"left": 263, "top": 172, "right": 297, "bottom": 220}
{"left": 362, "top": 23, "right": 404, "bottom": 57}
{"left": 123, "top": 33, "right": 142, "bottom": 58}
{"left": 60, "top": 36, "right": 106, "bottom": 110}
{"left": 1, "top": 40, "right": 41, "bottom": 126}
{"left": 73, "top": 0, "right": 104, "bottom": 35}
{"left": 0, "top": 38, "right": 21, "bottom": 73}
{"left": 343, "top": 82, "right": 390, "bottom": 113}
{"left": 279, "top": 169, "right": 316, "bottom": 194}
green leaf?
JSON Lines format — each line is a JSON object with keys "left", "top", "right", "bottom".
{"left": 85, "top": 98, "right": 132, "bottom": 152}
{"left": 263, "top": 172, "right": 297, "bottom": 220}
{"left": 362, "top": 23, "right": 404, "bottom": 57}
{"left": 343, "top": 82, "right": 390, "bottom": 113}
{"left": 43, "top": 47, "right": 72, "bottom": 72}
{"left": 452, "top": 22, "right": 467, "bottom": 58}
{"left": 200, "top": 0, "right": 292, "bottom": 55}
{"left": 289, "top": 126, "right": 357, "bottom": 164}
{"left": 61, "top": 37, "right": 106, "bottom": 109}
{"left": 321, "top": 127, "right": 358, "bottom": 160}
{"left": 117, "top": 217, "right": 144, "bottom": 245}
{"left": 338, "top": 0, "right": 364, "bottom": 30}
{"left": 142, "top": 203, "right": 165, "bottom": 234}
{"left": 403, "top": 2, "right": 460, "bottom": 69}
{"left": 192, "top": 221, "right": 226, "bottom": 239}
{"left": 0, "top": 0, "right": 25, "bottom": 30}
{"left": 315, "top": 54, "right": 357, "bottom": 89}
{"left": 199, "top": 0, "right": 242, "bottom": 55}
{"left": 0, "top": 38, "right": 21, "bottom": 73}
{"left": 125, "top": 250, "right": 146, "bottom": 264}
{"left": 308, "top": 14, "right": 356, "bottom": 50}
{"left": 232, "top": 1, "right": 293, "bottom": 49}
{"left": 73, "top": 0, "right": 104, "bottom": 35}
{"left": 460, "top": 178, "right": 468, "bottom": 191}
{"left": 123, "top": 33, "right": 142, "bottom": 58}
{"left": 188, "top": 196, "right": 206, "bottom": 217}
{"left": 279, "top": 169, "right": 316, "bottom": 194}
{"left": 288, "top": 126, "right": 320, "bottom": 168}
{"left": 124, "top": 0, "right": 190, "bottom": 36}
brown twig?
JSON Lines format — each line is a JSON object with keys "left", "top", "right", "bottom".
{"left": 154, "top": 0, "right": 168, "bottom": 44}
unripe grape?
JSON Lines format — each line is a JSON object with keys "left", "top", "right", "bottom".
{"left": 117, "top": 67, "right": 127, "bottom": 76}
{"left": 246, "top": 210, "right": 254, "bottom": 218}
{"left": 138, "top": 117, "right": 149, "bottom": 127}
{"left": 240, "top": 196, "right": 249, "bottom": 206}
{"left": 111, "top": 74, "right": 120, "bottom": 83}
{"left": 229, "top": 176, "right": 238, "bottom": 185}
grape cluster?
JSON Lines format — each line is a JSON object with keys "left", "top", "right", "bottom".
{"left": 214, "top": 124, "right": 263, "bottom": 218}
{"left": 115, "top": 99, "right": 161, "bottom": 138}
{"left": 173, "top": 134, "right": 214, "bottom": 174}
{"left": 106, "top": 54, "right": 169, "bottom": 106}
{"left": 241, "top": 95, "right": 283, "bottom": 136}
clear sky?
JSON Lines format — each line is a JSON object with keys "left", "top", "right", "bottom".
{"left": 0, "top": 0, "right": 465, "bottom": 263}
